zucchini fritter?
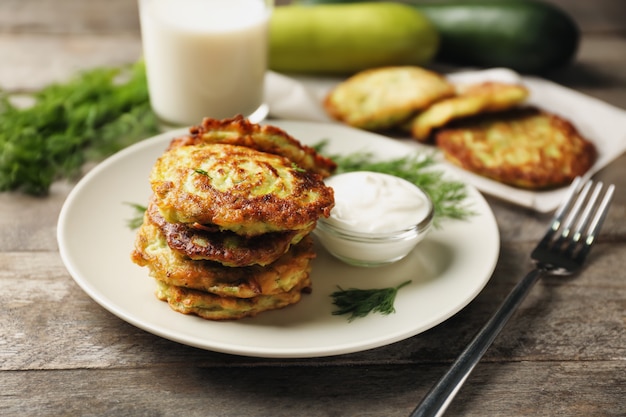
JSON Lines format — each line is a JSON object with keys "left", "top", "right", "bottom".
{"left": 324, "top": 66, "right": 455, "bottom": 130}
{"left": 436, "top": 108, "right": 597, "bottom": 189}
{"left": 131, "top": 217, "right": 315, "bottom": 299}
{"left": 410, "top": 82, "right": 529, "bottom": 141}
{"left": 154, "top": 277, "right": 312, "bottom": 321}
{"left": 170, "top": 115, "right": 337, "bottom": 178}
{"left": 150, "top": 143, "right": 334, "bottom": 235}
{"left": 146, "top": 199, "right": 313, "bottom": 267}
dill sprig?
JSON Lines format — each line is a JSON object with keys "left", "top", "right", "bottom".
{"left": 326, "top": 149, "right": 475, "bottom": 227}
{"left": 0, "top": 60, "right": 160, "bottom": 195}
{"left": 331, "top": 280, "right": 412, "bottom": 321}
{"left": 125, "top": 202, "right": 148, "bottom": 230}
{"left": 194, "top": 168, "right": 210, "bottom": 176}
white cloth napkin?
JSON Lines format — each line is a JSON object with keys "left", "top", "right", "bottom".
{"left": 264, "top": 71, "right": 335, "bottom": 122}
{"left": 263, "top": 68, "right": 626, "bottom": 212}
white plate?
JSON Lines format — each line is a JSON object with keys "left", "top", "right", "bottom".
{"left": 57, "top": 121, "right": 500, "bottom": 358}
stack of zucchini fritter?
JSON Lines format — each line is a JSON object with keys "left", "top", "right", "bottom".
{"left": 131, "top": 116, "right": 336, "bottom": 320}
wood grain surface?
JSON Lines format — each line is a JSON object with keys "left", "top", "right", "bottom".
{"left": 1, "top": 1, "right": 624, "bottom": 416}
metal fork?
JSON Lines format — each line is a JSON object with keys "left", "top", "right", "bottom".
{"left": 410, "top": 177, "right": 616, "bottom": 417}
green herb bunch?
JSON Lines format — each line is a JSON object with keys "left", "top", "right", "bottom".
{"left": 0, "top": 60, "right": 160, "bottom": 195}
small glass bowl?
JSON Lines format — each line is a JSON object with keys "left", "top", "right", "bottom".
{"left": 313, "top": 187, "right": 434, "bottom": 267}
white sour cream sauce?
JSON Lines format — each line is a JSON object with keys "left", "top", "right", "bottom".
{"left": 316, "top": 171, "right": 433, "bottom": 266}
{"left": 325, "top": 171, "right": 430, "bottom": 233}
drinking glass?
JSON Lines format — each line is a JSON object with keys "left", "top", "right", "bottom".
{"left": 138, "top": 0, "right": 273, "bottom": 127}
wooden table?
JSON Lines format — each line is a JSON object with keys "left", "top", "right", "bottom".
{"left": 1, "top": 1, "right": 624, "bottom": 416}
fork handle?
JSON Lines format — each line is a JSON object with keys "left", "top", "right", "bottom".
{"left": 410, "top": 268, "right": 544, "bottom": 417}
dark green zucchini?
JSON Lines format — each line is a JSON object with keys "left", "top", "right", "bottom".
{"left": 294, "top": 0, "right": 580, "bottom": 74}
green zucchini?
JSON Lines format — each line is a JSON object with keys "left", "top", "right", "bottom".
{"left": 294, "top": 0, "right": 580, "bottom": 74}
{"left": 269, "top": 3, "right": 439, "bottom": 74}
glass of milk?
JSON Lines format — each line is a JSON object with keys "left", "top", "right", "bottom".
{"left": 138, "top": 0, "right": 273, "bottom": 127}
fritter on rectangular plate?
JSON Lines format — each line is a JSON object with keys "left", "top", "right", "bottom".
{"left": 324, "top": 66, "right": 455, "bottom": 130}
{"left": 436, "top": 107, "right": 597, "bottom": 190}
{"left": 410, "top": 82, "right": 529, "bottom": 142}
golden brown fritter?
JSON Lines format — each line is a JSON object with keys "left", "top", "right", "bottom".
{"left": 324, "top": 66, "right": 455, "bottom": 130}
{"left": 150, "top": 143, "right": 335, "bottom": 235}
{"left": 410, "top": 82, "right": 529, "bottom": 141}
{"left": 436, "top": 107, "right": 597, "bottom": 189}
{"left": 131, "top": 217, "right": 315, "bottom": 299}
{"left": 170, "top": 115, "right": 337, "bottom": 178}
{"left": 154, "top": 277, "right": 312, "bottom": 321}
{"left": 146, "top": 199, "right": 313, "bottom": 267}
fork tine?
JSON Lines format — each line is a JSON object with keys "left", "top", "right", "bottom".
{"left": 571, "top": 181, "right": 603, "bottom": 243}
{"left": 563, "top": 180, "right": 602, "bottom": 258}
{"left": 588, "top": 183, "right": 616, "bottom": 240}
{"left": 560, "top": 179, "right": 593, "bottom": 240}
{"left": 553, "top": 177, "right": 583, "bottom": 224}
{"left": 539, "top": 177, "right": 584, "bottom": 246}
{"left": 535, "top": 177, "right": 615, "bottom": 266}
{"left": 574, "top": 182, "right": 616, "bottom": 263}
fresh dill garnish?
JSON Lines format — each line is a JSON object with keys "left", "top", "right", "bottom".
{"left": 291, "top": 162, "right": 306, "bottom": 173}
{"left": 321, "top": 147, "right": 475, "bottom": 227}
{"left": 331, "top": 280, "right": 412, "bottom": 321}
{"left": 0, "top": 60, "right": 160, "bottom": 195}
{"left": 125, "top": 202, "right": 148, "bottom": 230}
{"left": 194, "top": 168, "right": 210, "bottom": 176}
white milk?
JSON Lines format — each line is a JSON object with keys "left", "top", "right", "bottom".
{"left": 138, "top": 0, "right": 271, "bottom": 126}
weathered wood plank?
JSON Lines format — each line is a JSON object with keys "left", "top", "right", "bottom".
{"left": 0, "top": 183, "right": 72, "bottom": 251}
{"left": 0, "top": 0, "right": 623, "bottom": 34}
{"left": 0, "top": 0, "right": 141, "bottom": 34}
{"left": 546, "top": 0, "right": 626, "bottom": 32}
{"left": 1, "top": 361, "right": 624, "bottom": 417}
{"left": 0, "top": 34, "right": 142, "bottom": 91}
